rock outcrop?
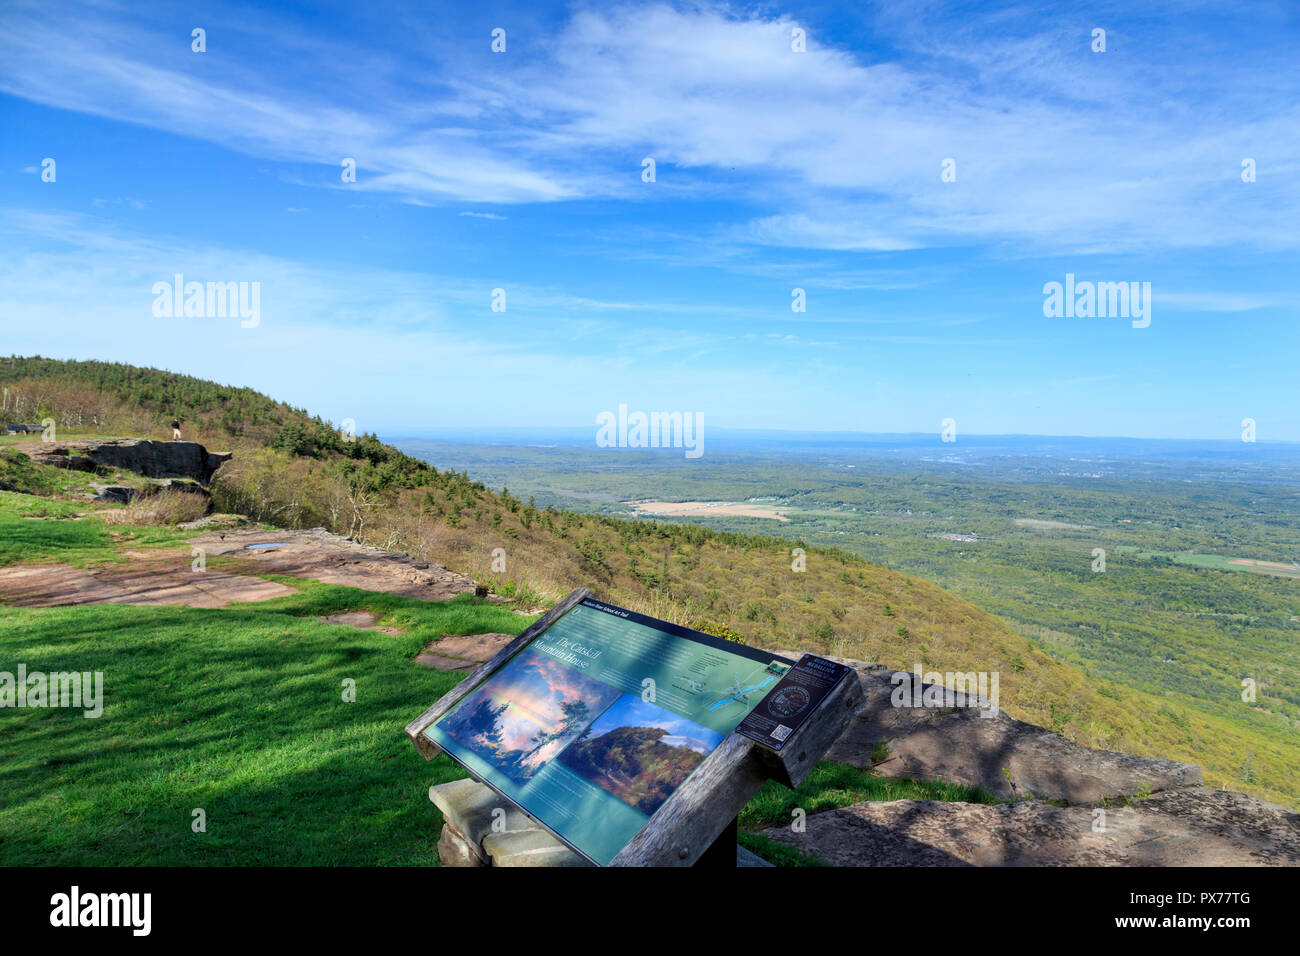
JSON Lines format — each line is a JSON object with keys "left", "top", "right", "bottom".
{"left": 769, "top": 650, "right": 1200, "bottom": 804}
{"left": 760, "top": 789, "right": 1300, "bottom": 866}
{"left": 188, "top": 527, "right": 486, "bottom": 601}
{"left": 416, "top": 632, "right": 516, "bottom": 670}
{"left": 0, "top": 556, "right": 296, "bottom": 609}
{"left": 24, "top": 439, "right": 232, "bottom": 484}
{"left": 748, "top": 650, "right": 1295, "bottom": 866}
{"left": 90, "top": 483, "right": 137, "bottom": 504}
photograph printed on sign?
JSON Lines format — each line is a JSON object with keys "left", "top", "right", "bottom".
{"left": 557, "top": 693, "right": 726, "bottom": 816}
{"left": 436, "top": 648, "right": 621, "bottom": 784}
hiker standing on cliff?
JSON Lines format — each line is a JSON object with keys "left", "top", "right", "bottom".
{"left": 171, "top": 418, "right": 181, "bottom": 440}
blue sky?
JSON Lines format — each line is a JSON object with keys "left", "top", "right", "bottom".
{"left": 1, "top": 0, "right": 1297, "bottom": 440}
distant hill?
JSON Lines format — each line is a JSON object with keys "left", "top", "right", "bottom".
{"left": 1, "top": 355, "right": 308, "bottom": 444}
{"left": 0, "top": 354, "right": 1228, "bottom": 785}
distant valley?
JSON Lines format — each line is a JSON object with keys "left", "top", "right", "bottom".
{"left": 394, "top": 433, "right": 1300, "bottom": 808}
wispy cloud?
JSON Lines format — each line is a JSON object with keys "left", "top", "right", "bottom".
{"left": 2, "top": 2, "right": 1296, "bottom": 252}
{"left": 1155, "top": 291, "right": 1299, "bottom": 312}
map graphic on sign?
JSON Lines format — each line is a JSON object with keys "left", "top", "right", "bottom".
{"left": 425, "top": 599, "right": 791, "bottom": 865}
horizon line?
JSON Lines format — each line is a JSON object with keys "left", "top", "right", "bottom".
{"left": 380, "top": 426, "right": 1300, "bottom": 448}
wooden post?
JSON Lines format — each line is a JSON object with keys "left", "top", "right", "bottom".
{"left": 608, "top": 666, "right": 860, "bottom": 866}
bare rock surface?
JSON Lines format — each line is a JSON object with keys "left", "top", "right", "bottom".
{"left": 90, "top": 483, "right": 137, "bottom": 504}
{"left": 769, "top": 649, "right": 1200, "bottom": 804}
{"left": 415, "top": 652, "right": 477, "bottom": 672}
{"left": 416, "top": 633, "right": 515, "bottom": 670}
{"left": 481, "top": 828, "right": 588, "bottom": 867}
{"left": 761, "top": 789, "right": 1300, "bottom": 867}
{"left": 0, "top": 556, "right": 294, "bottom": 608}
{"left": 319, "top": 610, "right": 404, "bottom": 635}
{"left": 187, "top": 527, "right": 484, "bottom": 601}
{"left": 436, "top": 821, "right": 487, "bottom": 867}
{"left": 177, "top": 513, "right": 249, "bottom": 531}
{"left": 0, "top": 527, "right": 483, "bottom": 610}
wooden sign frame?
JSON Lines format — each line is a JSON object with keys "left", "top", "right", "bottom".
{"left": 405, "top": 587, "right": 861, "bottom": 866}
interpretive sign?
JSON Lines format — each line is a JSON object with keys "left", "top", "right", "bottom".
{"left": 421, "top": 597, "right": 792, "bottom": 865}
{"left": 406, "top": 587, "right": 862, "bottom": 867}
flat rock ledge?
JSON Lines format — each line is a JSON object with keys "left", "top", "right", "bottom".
{"left": 761, "top": 789, "right": 1300, "bottom": 867}
{"left": 415, "top": 633, "right": 515, "bottom": 670}
{"left": 188, "top": 527, "right": 485, "bottom": 602}
{"left": 768, "top": 650, "right": 1201, "bottom": 804}
{"left": 0, "top": 558, "right": 295, "bottom": 609}
{"left": 24, "top": 438, "right": 231, "bottom": 484}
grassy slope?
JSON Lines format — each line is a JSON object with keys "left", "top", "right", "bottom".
{"left": 0, "top": 489, "right": 996, "bottom": 866}
{"left": 0, "top": 574, "right": 534, "bottom": 865}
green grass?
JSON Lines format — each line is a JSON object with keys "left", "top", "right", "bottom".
{"left": 0, "top": 578, "right": 998, "bottom": 867}
{"left": 739, "top": 760, "right": 1001, "bottom": 832}
{"left": 0, "top": 492, "right": 200, "bottom": 568}
{"left": 0, "top": 489, "right": 87, "bottom": 519}
{"left": 0, "top": 487, "right": 220, "bottom": 569}
{"left": 736, "top": 761, "right": 1002, "bottom": 865}
{"left": 0, "top": 586, "right": 535, "bottom": 865}
{"left": 738, "top": 831, "right": 831, "bottom": 867}
{"left": 0, "top": 448, "right": 63, "bottom": 496}
{"left": 0, "top": 493, "right": 116, "bottom": 566}
{"left": 0, "top": 447, "right": 127, "bottom": 500}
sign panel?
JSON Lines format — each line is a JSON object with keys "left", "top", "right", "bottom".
{"left": 424, "top": 598, "right": 792, "bottom": 865}
{"left": 736, "top": 654, "right": 853, "bottom": 751}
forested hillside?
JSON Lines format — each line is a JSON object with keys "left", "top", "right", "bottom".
{"left": 4, "top": 355, "right": 1286, "bottom": 806}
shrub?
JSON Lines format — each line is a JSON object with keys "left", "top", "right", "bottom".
{"left": 100, "top": 488, "right": 209, "bottom": 526}
{"left": 689, "top": 618, "right": 747, "bottom": 644}
{"left": 0, "top": 449, "right": 61, "bottom": 496}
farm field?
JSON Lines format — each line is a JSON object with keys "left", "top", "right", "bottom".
{"left": 629, "top": 499, "right": 790, "bottom": 521}
{"left": 1111, "top": 546, "right": 1300, "bottom": 579}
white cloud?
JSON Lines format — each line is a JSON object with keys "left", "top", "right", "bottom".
{"left": 0, "top": 2, "right": 1295, "bottom": 254}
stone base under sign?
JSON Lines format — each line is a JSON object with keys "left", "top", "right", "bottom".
{"left": 429, "top": 778, "right": 771, "bottom": 867}
{"left": 429, "top": 778, "right": 587, "bottom": 867}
